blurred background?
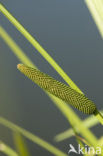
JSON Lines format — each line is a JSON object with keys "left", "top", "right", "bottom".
{"left": 0, "top": 0, "right": 103, "bottom": 155}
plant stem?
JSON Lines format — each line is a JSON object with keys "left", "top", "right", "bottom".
{"left": 0, "top": 26, "right": 99, "bottom": 148}
{"left": 0, "top": 3, "right": 82, "bottom": 94}
{"left": 0, "top": 117, "right": 67, "bottom": 156}
{"left": 0, "top": 141, "right": 18, "bottom": 156}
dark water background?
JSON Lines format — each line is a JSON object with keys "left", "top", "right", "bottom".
{"left": 0, "top": 0, "right": 103, "bottom": 155}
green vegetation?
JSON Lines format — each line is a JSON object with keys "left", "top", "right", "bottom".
{"left": 0, "top": 2, "right": 103, "bottom": 156}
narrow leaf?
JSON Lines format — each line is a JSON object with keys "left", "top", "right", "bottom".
{"left": 13, "top": 132, "right": 30, "bottom": 156}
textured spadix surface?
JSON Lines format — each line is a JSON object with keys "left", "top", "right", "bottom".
{"left": 17, "top": 64, "right": 97, "bottom": 114}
